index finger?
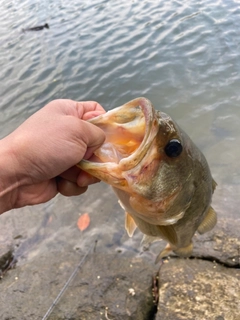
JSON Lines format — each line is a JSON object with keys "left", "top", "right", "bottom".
{"left": 75, "top": 101, "right": 106, "bottom": 120}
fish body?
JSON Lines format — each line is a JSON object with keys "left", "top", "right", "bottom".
{"left": 78, "top": 97, "right": 217, "bottom": 261}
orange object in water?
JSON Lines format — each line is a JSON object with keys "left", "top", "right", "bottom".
{"left": 77, "top": 213, "right": 90, "bottom": 231}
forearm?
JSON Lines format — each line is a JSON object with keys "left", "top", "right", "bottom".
{"left": 0, "top": 136, "right": 21, "bottom": 214}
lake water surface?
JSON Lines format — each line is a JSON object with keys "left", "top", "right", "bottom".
{"left": 0, "top": 0, "right": 239, "bottom": 311}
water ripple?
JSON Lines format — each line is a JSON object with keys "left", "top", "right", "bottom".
{"left": 0, "top": 0, "right": 239, "bottom": 184}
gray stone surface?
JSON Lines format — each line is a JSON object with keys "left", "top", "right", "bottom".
{"left": 193, "top": 218, "right": 240, "bottom": 267}
{"left": 0, "top": 228, "right": 13, "bottom": 277}
{"left": 157, "top": 258, "right": 240, "bottom": 320}
{"left": 0, "top": 183, "right": 239, "bottom": 320}
{"left": 47, "top": 252, "right": 158, "bottom": 320}
{"left": 0, "top": 247, "right": 158, "bottom": 319}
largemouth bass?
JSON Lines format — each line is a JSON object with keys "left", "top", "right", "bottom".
{"left": 78, "top": 97, "right": 217, "bottom": 262}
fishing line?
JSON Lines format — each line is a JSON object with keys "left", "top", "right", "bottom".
{"left": 41, "top": 241, "right": 96, "bottom": 320}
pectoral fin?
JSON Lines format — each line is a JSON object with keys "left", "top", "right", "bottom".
{"left": 157, "top": 225, "right": 178, "bottom": 246}
{"left": 125, "top": 212, "right": 137, "bottom": 237}
{"left": 212, "top": 179, "right": 217, "bottom": 192}
{"left": 197, "top": 206, "right": 217, "bottom": 234}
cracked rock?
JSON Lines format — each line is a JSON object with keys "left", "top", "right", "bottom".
{"left": 192, "top": 218, "right": 240, "bottom": 267}
{"left": 156, "top": 258, "right": 240, "bottom": 320}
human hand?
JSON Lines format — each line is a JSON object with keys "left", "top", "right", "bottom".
{"left": 0, "top": 99, "right": 106, "bottom": 212}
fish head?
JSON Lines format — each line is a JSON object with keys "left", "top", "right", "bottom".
{"left": 78, "top": 97, "right": 200, "bottom": 226}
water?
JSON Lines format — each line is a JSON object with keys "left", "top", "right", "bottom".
{"left": 0, "top": 0, "right": 239, "bottom": 316}
{"left": 1, "top": 0, "right": 239, "bottom": 199}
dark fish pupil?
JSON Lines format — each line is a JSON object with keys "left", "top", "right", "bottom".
{"left": 164, "top": 139, "right": 182, "bottom": 157}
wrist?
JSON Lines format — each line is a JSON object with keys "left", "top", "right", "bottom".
{"left": 0, "top": 136, "right": 24, "bottom": 214}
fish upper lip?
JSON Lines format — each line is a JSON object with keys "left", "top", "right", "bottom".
{"left": 118, "top": 97, "right": 158, "bottom": 171}
{"left": 77, "top": 97, "right": 160, "bottom": 191}
{"left": 85, "top": 97, "right": 158, "bottom": 171}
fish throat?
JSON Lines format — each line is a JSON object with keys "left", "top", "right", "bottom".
{"left": 78, "top": 97, "right": 159, "bottom": 191}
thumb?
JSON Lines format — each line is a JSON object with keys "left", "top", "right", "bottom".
{"left": 79, "top": 120, "right": 106, "bottom": 160}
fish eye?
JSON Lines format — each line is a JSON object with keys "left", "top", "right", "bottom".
{"left": 164, "top": 139, "right": 182, "bottom": 157}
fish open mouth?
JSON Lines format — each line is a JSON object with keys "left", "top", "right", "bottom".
{"left": 78, "top": 97, "right": 158, "bottom": 188}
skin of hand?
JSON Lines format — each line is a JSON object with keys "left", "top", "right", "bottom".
{"left": 0, "top": 99, "right": 106, "bottom": 214}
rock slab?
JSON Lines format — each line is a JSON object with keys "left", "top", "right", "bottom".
{"left": 157, "top": 258, "right": 240, "bottom": 320}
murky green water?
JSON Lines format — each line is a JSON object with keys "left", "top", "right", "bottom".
{"left": 0, "top": 0, "right": 239, "bottom": 293}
